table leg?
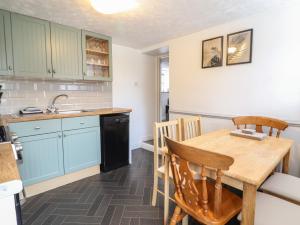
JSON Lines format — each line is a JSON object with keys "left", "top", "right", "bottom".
{"left": 282, "top": 149, "right": 290, "bottom": 174}
{"left": 242, "top": 183, "right": 257, "bottom": 225}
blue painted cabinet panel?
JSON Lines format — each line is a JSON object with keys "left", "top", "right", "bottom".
{"left": 63, "top": 127, "right": 100, "bottom": 173}
{"left": 11, "top": 13, "right": 52, "bottom": 78}
{"left": 0, "top": 10, "right": 13, "bottom": 75}
{"left": 9, "top": 119, "right": 61, "bottom": 137}
{"left": 18, "top": 132, "right": 64, "bottom": 186}
{"left": 51, "top": 23, "right": 82, "bottom": 79}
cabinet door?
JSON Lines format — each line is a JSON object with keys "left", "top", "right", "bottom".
{"left": 63, "top": 127, "right": 100, "bottom": 173}
{"left": 0, "top": 10, "right": 13, "bottom": 75}
{"left": 11, "top": 14, "right": 52, "bottom": 78}
{"left": 18, "top": 132, "right": 64, "bottom": 186}
{"left": 82, "top": 30, "right": 112, "bottom": 81}
{"left": 51, "top": 23, "right": 82, "bottom": 79}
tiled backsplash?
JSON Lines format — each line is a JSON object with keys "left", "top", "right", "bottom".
{"left": 0, "top": 78, "right": 112, "bottom": 114}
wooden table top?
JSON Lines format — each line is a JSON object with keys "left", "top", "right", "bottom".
{"left": 0, "top": 143, "right": 20, "bottom": 184}
{"left": 182, "top": 129, "right": 293, "bottom": 187}
{"left": 0, "top": 107, "right": 132, "bottom": 125}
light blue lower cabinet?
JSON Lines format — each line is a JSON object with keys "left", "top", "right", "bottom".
{"left": 63, "top": 127, "right": 100, "bottom": 174}
{"left": 18, "top": 132, "right": 64, "bottom": 186}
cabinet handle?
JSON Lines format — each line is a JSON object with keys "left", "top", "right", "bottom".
{"left": 48, "top": 69, "right": 52, "bottom": 74}
{"left": 83, "top": 72, "right": 86, "bottom": 76}
{"left": 34, "top": 126, "right": 41, "bottom": 130}
{"left": 80, "top": 122, "right": 85, "bottom": 125}
{"left": 8, "top": 66, "right": 12, "bottom": 71}
{"left": 52, "top": 69, "right": 56, "bottom": 74}
{"left": 63, "top": 134, "right": 67, "bottom": 137}
{"left": 58, "top": 134, "right": 62, "bottom": 138}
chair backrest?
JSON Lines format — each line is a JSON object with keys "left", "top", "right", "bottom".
{"left": 181, "top": 116, "right": 202, "bottom": 141}
{"left": 165, "top": 137, "right": 234, "bottom": 219}
{"left": 153, "top": 120, "right": 181, "bottom": 170}
{"left": 232, "top": 116, "right": 288, "bottom": 138}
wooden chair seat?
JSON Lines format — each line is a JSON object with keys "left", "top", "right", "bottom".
{"left": 260, "top": 172, "right": 300, "bottom": 205}
{"left": 175, "top": 180, "right": 242, "bottom": 225}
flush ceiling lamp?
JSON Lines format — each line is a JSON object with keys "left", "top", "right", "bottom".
{"left": 90, "top": 0, "right": 138, "bottom": 14}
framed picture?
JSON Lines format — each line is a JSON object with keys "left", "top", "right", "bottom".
{"left": 202, "top": 36, "right": 223, "bottom": 68}
{"left": 227, "top": 29, "right": 253, "bottom": 65}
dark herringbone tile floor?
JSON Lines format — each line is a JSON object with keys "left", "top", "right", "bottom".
{"left": 22, "top": 148, "right": 240, "bottom": 225}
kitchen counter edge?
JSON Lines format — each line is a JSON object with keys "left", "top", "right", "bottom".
{"left": 0, "top": 143, "right": 20, "bottom": 184}
{"left": 0, "top": 108, "right": 132, "bottom": 125}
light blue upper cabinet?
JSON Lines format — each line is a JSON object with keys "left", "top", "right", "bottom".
{"left": 82, "top": 30, "right": 112, "bottom": 81}
{"left": 18, "top": 132, "right": 64, "bottom": 186}
{"left": 50, "top": 23, "right": 82, "bottom": 79}
{"left": 0, "top": 10, "right": 13, "bottom": 76}
{"left": 11, "top": 13, "right": 52, "bottom": 78}
{"left": 63, "top": 127, "right": 100, "bottom": 174}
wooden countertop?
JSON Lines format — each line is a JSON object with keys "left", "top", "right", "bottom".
{"left": 0, "top": 143, "right": 20, "bottom": 184}
{"left": 0, "top": 107, "right": 132, "bottom": 125}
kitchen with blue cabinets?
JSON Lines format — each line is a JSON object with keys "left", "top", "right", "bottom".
{"left": 3, "top": 110, "right": 131, "bottom": 192}
{"left": 0, "top": 6, "right": 134, "bottom": 225}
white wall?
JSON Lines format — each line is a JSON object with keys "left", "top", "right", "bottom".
{"left": 169, "top": 7, "right": 300, "bottom": 122}
{"left": 168, "top": 6, "right": 300, "bottom": 176}
{"left": 112, "top": 44, "right": 156, "bottom": 150}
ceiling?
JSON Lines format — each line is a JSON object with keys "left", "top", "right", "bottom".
{"left": 0, "top": 0, "right": 297, "bottom": 49}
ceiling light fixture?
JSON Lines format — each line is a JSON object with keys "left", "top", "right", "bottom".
{"left": 90, "top": 0, "right": 138, "bottom": 14}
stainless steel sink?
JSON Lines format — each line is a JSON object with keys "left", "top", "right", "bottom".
{"left": 56, "top": 110, "right": 83, "bottom": 114}
{"left": 55, "top": 109, "right": 97, "bottom": 114}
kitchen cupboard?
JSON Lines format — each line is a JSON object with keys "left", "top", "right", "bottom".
{"left": 0, "top": 10, "right": 112, "bottom": 81}
{"left": 0, "top": 10, "right": 14, "bottom": 76}
{"left": 82, "top": 31, "right": 112, "bottom": 81}
{"left": 63, "top": 127, "right": 100, "bottom": 173}
{"left": 11, "top": 13, "right": 52, "bottom": 78}
{"left": 18, "top": 132, "right": 64, "bottom": 186}
{"left": 50, "top": 23, "right": 82, "bottom": 79}
{"left": 9, "top": 116, "right": 101, "bottom": 186}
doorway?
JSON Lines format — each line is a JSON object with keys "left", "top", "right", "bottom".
{"left": 159, "top": 56, "right": 169, "bottom": 122}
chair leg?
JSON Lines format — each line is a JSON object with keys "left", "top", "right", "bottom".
{"left": 164, "top": 157, "right": 170, "bottom": 225}
{"left": 152, "top": 170, "right": 158, "bottom": 206}
{"left": 169, "top": 206, "right": 182, "bottom": 225}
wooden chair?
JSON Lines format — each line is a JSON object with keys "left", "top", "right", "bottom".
{"left": 232, "top": 116, "right": 288, "bottom": 137}
{"left": 151, "top": 120, "right": 182, "bottom": 224}
{"left": 181, "top": 116, "right": 202, "bottom": 141}
{"left": 165, "top": 137, "right": 242, "bottom": 225}
{"left": 232, "top": 116, "right": 300, "bottom": 205}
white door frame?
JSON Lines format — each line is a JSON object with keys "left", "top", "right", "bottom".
{"left": 156, "top": 55, "right": 169, "bottom": 122}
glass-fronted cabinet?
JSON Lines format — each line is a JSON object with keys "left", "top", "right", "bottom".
{"left": 82, "top": 31, "right": 112, "bottom": 81}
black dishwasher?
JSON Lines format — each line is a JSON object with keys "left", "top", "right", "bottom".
{"left": 100, "top": 114, "right": 129, "bottom": 172}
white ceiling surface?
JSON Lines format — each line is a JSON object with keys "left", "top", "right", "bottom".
{"left": 0, "top": 0, "right": 298, "bottom": 49}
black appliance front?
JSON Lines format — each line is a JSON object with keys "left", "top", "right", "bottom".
{"left": 100, "top": 114, "right": 129, "bottom": 172}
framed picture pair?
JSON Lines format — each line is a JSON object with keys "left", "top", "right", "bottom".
{"left": 202, "top": 29, "right": 253, "bottom": 68}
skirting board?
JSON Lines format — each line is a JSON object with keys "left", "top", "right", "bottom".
{"left": 23, "top": 165, "right": 100, "bottom": 198}
{"left": 140, "top": 142, "right": 154, "bottom": 152}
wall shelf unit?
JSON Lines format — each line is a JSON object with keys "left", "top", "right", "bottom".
{"left": 82, "top": 31, "right": 112, "bottom": 81}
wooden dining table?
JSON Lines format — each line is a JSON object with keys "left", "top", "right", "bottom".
{"left": 181, "top": 129, "right": 293, "bottom": 225}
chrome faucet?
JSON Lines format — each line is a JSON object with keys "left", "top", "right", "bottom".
{"left": 47, "top": 94, "right": 69, "bottom": 113}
